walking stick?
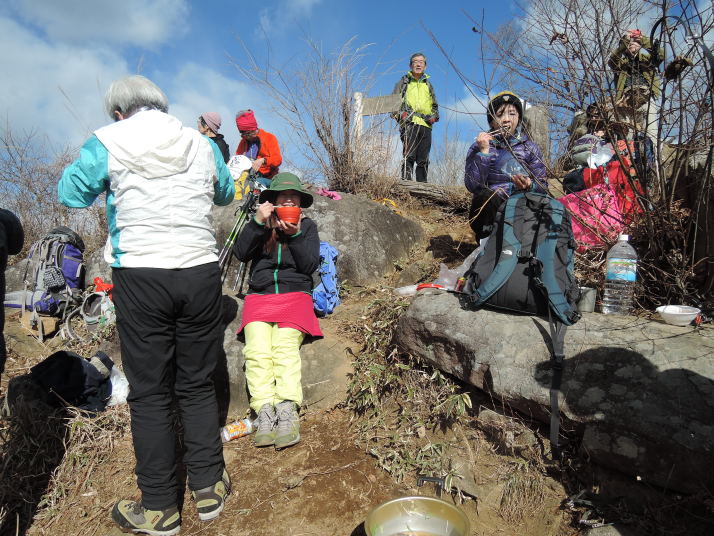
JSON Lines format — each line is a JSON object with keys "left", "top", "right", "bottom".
{"left": 218, "top": 171, "right": 266, "bottom": 285}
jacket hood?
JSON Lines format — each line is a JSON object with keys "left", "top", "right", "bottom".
{"left": 94, "top": 110, "right": 200, "bottom": 178}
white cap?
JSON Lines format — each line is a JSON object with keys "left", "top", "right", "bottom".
{"left": 618, "top": 234, "right": 629, "bottom": 241}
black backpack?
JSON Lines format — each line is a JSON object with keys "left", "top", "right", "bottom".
{"left": 463, "top": 192, "right": 581, "bottom": 457}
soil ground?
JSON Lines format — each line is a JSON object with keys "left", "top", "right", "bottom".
{"left": 1, "top": 206, "right": 712, "bottom": 536}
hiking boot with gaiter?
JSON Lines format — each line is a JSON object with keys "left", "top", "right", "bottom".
{"left": 191, "top": 468, "right": 231, "bottom": 521}
{"left": 254, "top": 403, "right": 277, "bottom": 447}
{"left": 111, "top": 500, "right": 180, "bottom": 536}
{"left": 274, "top": 400, "right": 300, "bottom": 449}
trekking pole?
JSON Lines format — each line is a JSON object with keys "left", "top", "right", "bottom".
{"left": 218, "top": 171, "right": 266, "bottom": 283}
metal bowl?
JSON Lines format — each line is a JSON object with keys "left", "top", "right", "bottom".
{"left": 364, "top": 496, "right": 470, "bottom": 536}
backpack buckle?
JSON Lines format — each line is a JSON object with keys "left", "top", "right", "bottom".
{"left": 517, "top": 249, "right": 532, "bottom": 261}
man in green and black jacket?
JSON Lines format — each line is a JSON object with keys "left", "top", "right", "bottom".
{"left": 392, "top": 52, "right": 439, "bottom": 183}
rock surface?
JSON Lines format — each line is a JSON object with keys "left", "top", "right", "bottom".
{"left": 217, "top": 292, "right": 354, "bottom": 419}
{"left": 213, "top": 191, "right": 425, "bottom": 287}
{"left": 394, "top": 292, "right": 714, "bottom": 494}
{"left": 79, "top": 192, "right": 424, "bottom": 419}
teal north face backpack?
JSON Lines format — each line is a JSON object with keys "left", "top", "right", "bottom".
{"left": 463, "top": 192, "right": 581, "bottom": 458}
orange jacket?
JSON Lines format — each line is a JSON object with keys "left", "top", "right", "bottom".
{"left": 236, "top": 129, "right": 282, "bottom": 178}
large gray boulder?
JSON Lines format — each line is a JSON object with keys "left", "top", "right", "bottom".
{"left": 395, "top": 292, "right": 714, "bottom": 494}
{"left": 81, "top": 193, "right": 422, "bottom": 420}
{"left": 213, "top": 191, "right": 424, "bottom": 286}
{"left": 216, "top": 292, "right": 353, "bottom": 420}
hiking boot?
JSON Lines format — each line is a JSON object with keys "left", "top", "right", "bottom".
{"left": 191, "top": 468, "right": 231, "bottom": 521}
{"left": 253, "top": 403, "right": 277, "bottom": 447}
{"left": 111, "top": 500, "right": 180, "bottom": 536}
{"left": 274, "top": 400, "right": 300, "bottom": 449}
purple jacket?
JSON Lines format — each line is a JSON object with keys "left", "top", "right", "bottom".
{"left": 464, "top": 132, "right": 547, "bottom": 197}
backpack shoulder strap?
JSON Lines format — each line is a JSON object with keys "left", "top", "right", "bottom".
{"left": 471, "top": 194, "right": 524, "bottom": 306}
{"left": 534, "top": 199, "right": 580, "bottom": 326}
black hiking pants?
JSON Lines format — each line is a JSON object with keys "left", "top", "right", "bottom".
{"left": 112, "top": 263, "right": 225, "bottom": 510}
{"left": 0, "top": 260, "right": 6, "bottom": 376}
{"left": 469, "top": 187, "right": 505, "bottom": 240}
{"left": 400, "top": 123, "right": 432, "bottom": 183}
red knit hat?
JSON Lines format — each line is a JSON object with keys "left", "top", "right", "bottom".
{"left": 235, "top": 109, "right": 258, "bottom": 131}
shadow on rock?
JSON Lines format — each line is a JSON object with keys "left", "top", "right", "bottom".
{"left": 213, "top": 294, "right": 240, "bottom": 424}
{"left": 534, "top": 346, "right": 714, "bottom": 494}
{"left": 426, "top": 235, "right": 476, "bottom": 265}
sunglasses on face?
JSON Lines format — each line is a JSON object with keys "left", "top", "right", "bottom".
{"left": 239, "top": 130, "right": 256, "bottom": 136}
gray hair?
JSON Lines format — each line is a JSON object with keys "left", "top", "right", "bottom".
{"left": 410, "top": 52, "right": 426, "bottom": 66}
{"left": 104, "top": 75, "right": 169, "bottom": 120}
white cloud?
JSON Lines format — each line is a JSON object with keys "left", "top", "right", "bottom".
{"left": 6, "top": 0, "right": 189, "bottom": 47}
{"left": 256, "top": 0, "right": 322, "bottom": 39}
{"left": 446, "top": 91, "right": 488, "bottom": 132}
{"left": 0, "top": 15, "right": 129, "bottom": 148}
{"left": 165, "top": 64, "right": 270, "bottom": 156}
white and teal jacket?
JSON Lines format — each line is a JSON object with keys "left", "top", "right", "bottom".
{"left": 59, "top": 110, "right": 235, "bottom": 269}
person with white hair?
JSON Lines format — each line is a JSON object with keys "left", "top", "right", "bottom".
{"left": 58, "top": 75, "right": 235, "bottom": 536}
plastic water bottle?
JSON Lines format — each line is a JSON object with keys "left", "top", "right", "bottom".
{"left": 220, "top": 418, "right": 254, "bottom": 442}
{"left": 602, "top": 234, "right": 637, "bottom": 315}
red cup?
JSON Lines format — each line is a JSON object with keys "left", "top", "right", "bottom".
{"left": 275, "top": 205, "right": 301, "bottom": 224}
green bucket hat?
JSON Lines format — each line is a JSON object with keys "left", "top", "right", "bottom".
{"left": 258, "top": 172, "right": 313, "bottom": 208}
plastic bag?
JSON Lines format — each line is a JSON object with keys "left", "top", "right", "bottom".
{"left": 107, "top": 366, "right": 129, "bottom": 407}
{"left": 502, "top": 158, "right": 527, "bottom": 177}
{"left": 433, "top": 264, "right": 459, "bottom": 290}
{"left": 393, "top": 284, "right": 418, "bottom": 296}
{"left": 587, "top": 143, "right": 615, "bottom": 169}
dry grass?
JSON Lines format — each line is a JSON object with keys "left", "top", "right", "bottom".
{"left": 0, "top": 394, "right": 130, "bottom": 535}
{"left": 498, "top": 460, "right": 547, "bottom": 522}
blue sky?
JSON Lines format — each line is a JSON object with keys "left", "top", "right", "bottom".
{"left": 0, "top": 0, "right": 515, "bottom": 173}
{"left": 1, "top": 0, "right": 710, "bottom": 179}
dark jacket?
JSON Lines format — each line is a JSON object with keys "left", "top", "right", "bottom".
{"left": 464, "top": 131, "right": 547, "bottom": 197}
{"left": 608, "top": 36, "right": 664, "bottom": 99}
{"left": 1, "top": 208, "right": 23, "bottom": 375}
{"left": 211, "top": 134, "right": 230, "bottom": 163}
{"left": 0, "top": 209, "right": 24, "bottom": 271}
{"left": 233, "top": 217, "right": 319, "bottom": 294}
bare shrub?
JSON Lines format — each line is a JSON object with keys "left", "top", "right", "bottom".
{"left": 460, "top": 0, "right": 714, "bottom": 307}
{"left": 233, "top": 38, "right": 399, "bottom": 196}
{"left": 0, "top": 125, "right": 107, "bottom": 256}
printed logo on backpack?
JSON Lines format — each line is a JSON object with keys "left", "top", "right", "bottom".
{"left": 463, "top": 192, "right": 581, "bottom": 325}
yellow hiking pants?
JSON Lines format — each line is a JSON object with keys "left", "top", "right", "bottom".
{"left": 243, "top": 322, "right": 305, "bottom": 412}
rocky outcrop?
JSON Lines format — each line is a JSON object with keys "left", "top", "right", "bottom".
{"left": 216, "top": 293, "right": 353, "bottom": 419}
{"left": 79, "top": 194, "right": 422, "bottom": 419}
{"left": 213, "top": 191, "right": 424, "bottom": 287}
{"left": 394, "top": 291, "right": 714, "bottom": 494}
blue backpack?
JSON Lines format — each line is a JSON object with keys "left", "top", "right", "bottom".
{"left": 313, "top": 242, "right": 340, "bottom": 317}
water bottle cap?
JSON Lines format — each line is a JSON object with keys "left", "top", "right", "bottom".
{"left": 618, "top": 234, "right": 629, "bottom": 241}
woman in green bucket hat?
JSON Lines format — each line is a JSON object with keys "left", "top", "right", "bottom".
{"left": 232, "top": 172, "right": 322, "bottom": 450}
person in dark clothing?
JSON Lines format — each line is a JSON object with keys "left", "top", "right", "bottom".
{"left": 464, "top": 91, "right": 547, "bottom": 239}
{"left": 59, "top": 75, "right": 235, "bottom": 536}
{"left": 0, "top": 209, "right": 24, "bottom": 383}
{"left": 198, "top": 112, "right": 230, "bottom": 163}
{"left": 232, "top": 172, "right": 322, "bottom": 451}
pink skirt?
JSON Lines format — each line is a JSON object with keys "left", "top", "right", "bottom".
{"left": 238, "top": 292, "right": 323, "bottom": 338}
